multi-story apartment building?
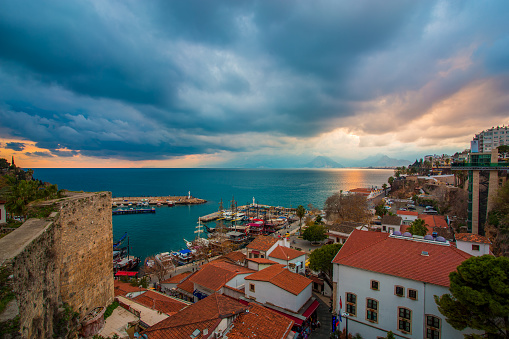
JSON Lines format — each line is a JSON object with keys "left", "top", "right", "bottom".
{"left": 472, "top": 125, "right": 509, "bottom": 153}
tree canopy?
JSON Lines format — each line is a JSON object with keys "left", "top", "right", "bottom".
{"left": 323, "top": 193, "right": 371, "bottom": 223}
{"left": 308, "top": 243, "right": 342, "bottom": 278}
{"left": 486, "top": 180, "right": 509, "bottom": 256}
{"left": 434, "top": 255, "right": 509, "bottom": 338}
{"left": 302, "top": 224, "right": 327, "bottom": 244}
{"left": 407, "top": 218, "right": 428, "bottom": 236}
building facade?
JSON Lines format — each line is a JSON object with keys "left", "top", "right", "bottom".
{"left": 332, "top": 230, "right": 475, "bottom": 339}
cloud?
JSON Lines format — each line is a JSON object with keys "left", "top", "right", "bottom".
{"left": 25, "top": 151, "right": 54, "bottom": 158}
{"left": 0, "top": 0, "right": 508, "bottom": 165}
{"left": 5, "top": 142, "right": 26, "bottom": 151}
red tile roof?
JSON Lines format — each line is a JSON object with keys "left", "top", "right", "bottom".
{"left": 221, "top": 251, "right": 247, "bottom": 263}
{"left": 161, "top": 271, "right": 192, "bottom": 284}
{"left": 227, "top": 303, "right": 294, "bottom": 339}
{"left": 247, "top": 258, "right": 278, "bottom": 264}
{"left": 189, "top": 260, "right": 255, "bottom": 292}
{"left": 455, "top": 233, "right": 491, "bottom": 244}
{"left": 143, "top": 293, "right": 247, "bottom": 339}
{"left": 332, "top": 230, "right": 471, "bottom": 287}
{"left": 247, "top": 235, "right": 278, "bottom": 252}
{"left": 397, "top": 210, "right": 419, "bottom": 216}
{"left": 132, "top": 290, "right": 188, "bottom": 315}
{"left": 176, "top": 273, "right": 195, "bottom": 294}
{"left": 268, "top": 245, "right": 306, "bottom": 260}
{"left": 418, "top": 214, "right": 448, "bottom": 228}
{"left": 114, "top": 280, "right": 146, "bottom": 297}
{"left": 245, "top": 264, "right": 311, "bottom": 295}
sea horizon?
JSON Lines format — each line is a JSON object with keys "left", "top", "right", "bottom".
{"left": 33, "top": 168, "right": 394, "bottom": 261}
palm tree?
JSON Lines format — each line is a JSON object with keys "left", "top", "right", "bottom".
{"left": 296, "top": 205, "right": 306, "bottom": 232}
{"left": 382, "top": 183, "right": 388, "bottom": 195}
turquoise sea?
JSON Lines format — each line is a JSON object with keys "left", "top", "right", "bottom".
{"left": 33, "top": 168, "right": 393, "bottom": 261}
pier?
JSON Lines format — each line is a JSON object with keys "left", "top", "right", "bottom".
{"left": 112, "top": 195, "right": 206, "bottom": 207}
{"left": 113, "top": 208, "right": 156, "bottom": 215}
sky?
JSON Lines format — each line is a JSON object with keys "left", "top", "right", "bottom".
{"left": 0, "top": 1, "right": 508, "bottom": 168}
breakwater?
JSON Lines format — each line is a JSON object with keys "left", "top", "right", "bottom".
{"left": 112, "top": 195, "right": 206, "bottom": 206}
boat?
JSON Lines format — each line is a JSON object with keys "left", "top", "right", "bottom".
{"left": 167, "top": 201, "right": 175, "bottom": 207}
{"left": 171, "top": 249, "right": 194, "bottom": 266}
{"left": 112, "top": 235, "right": 140, "bottom": 272}
{"left": 154, "top": 252, "right": 175, "bottom": 270}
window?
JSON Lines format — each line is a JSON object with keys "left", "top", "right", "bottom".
{"left": 366, "top": 298, "right": 378, "bottom": 323}
{"left": 395, "top": 285, "right": 404, "bottom": 297}
{"left": 426, "top": 315, "right": 441, "bottom": 339}
{"left": 398, "top": 307, "right": 412, "bottom": 334}
{"left": 408, "top": 289, "right": 418, "bottom": 300}
{"left": 249, "top": 283, "right": 255, "bottom": 292}
{"left": 346, "top": 293, "right": 357, "bottom": 316}
{"left": 370, "top": 280, "right": 379, "bottom": 291}
{"left": 472, "top": 244, "right": 480, "bottom": 251}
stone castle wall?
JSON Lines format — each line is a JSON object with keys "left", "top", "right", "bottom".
{"left": 56, "top": 192, "right": 114, "bottom": 315}
{"left": 0, "top": 192, "right": 114, "bottom": 338}
{"left": 10, "top": 219, "right": 60, "bottom": 338}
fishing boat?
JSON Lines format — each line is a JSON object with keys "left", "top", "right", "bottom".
{"left": 167, "top": 200, "right": 175, "bottom": 207}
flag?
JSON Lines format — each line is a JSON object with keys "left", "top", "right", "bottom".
{"left": 338, "top": 312, "right": 342, "bottom": 323}
{"left": 340, "top": 296, "right": 343, "bottom": 309}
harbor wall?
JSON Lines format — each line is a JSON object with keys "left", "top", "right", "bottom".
{"left": 0, "top": 192, "right": 114, "bottom": 338}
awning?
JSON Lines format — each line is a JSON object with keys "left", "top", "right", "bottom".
{"left": 251, "top": 250, "right": 260, "bottom": 254}
{"left": 302, "top": 300, "right": 320, "bottom": 318}
{"left": 115, "top": 271, "right": 138, "bottom": 277}
{"left": 269, "top": 309, "right": 303, "bottom": 326}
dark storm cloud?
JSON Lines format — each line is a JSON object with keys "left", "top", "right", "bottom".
{"left": 5, "top": 142, "right": 26, "bottom": 151}
{"left": 0, "top": 0, "right": 508, "bottom": 161}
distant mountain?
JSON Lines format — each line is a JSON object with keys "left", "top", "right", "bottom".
{"left": 303, "top": 156, "right": 344, "bottom": 168}
{"left": 355, "top": 154, "right": 411, "bottom": 168}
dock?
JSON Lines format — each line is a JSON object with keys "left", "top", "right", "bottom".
{"left": 199, "top": 204, "right": 297, "bottom": 222}
{"left": 113, "top": 208, "right": 156, "bottom": 215}
{"left": 112, "top": 195, "right": 206, "bottom": 207}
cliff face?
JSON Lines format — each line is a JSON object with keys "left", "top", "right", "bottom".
{"left": 0, "top": 192, "right": 113, "bottom": 338}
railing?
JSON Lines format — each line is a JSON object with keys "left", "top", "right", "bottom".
{"left": 451, "top": 162, "right": 509, "bottom": 169}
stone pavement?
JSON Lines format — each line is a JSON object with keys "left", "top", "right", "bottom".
{"left": 311, "top": 292, "right": 333, "bottom": 338}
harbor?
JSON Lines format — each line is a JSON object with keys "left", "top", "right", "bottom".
{"left": 112, "top": 192, "right": 206, "bottom": 207}
{"left": 112, "top": 208, "right": 156, "bottom": 215}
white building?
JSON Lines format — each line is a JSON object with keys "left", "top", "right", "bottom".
{"left": 246, "top": 257, "right": 278, "bottom": 271}
{"left": 455, "top": 233, "right": 492, "bottom": 256}
{"left": 332, "top": 230, "right": 476, "bottom": 339}
{"left": 267, "top": 245, "right": 306, "bottom": 274}
{"left": 380, "top": 215, "right": 402, "bottom": 233}
{"left": 396, "top": 211, "right": 419, "bottom": 225}
{"left": 246, "top": 235, "right": 279, "bottom": 259}
{"left": 326, "top": 222, "right": 364, "bottom": 244}
{"left": 244, "top": 264, "right": 319, "bottom": 327}
{"left": 472, "top": 125, "right": 509, "bottom": 153}
{"left": 0, "top": 200, "right": 6, "bottom": 224}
